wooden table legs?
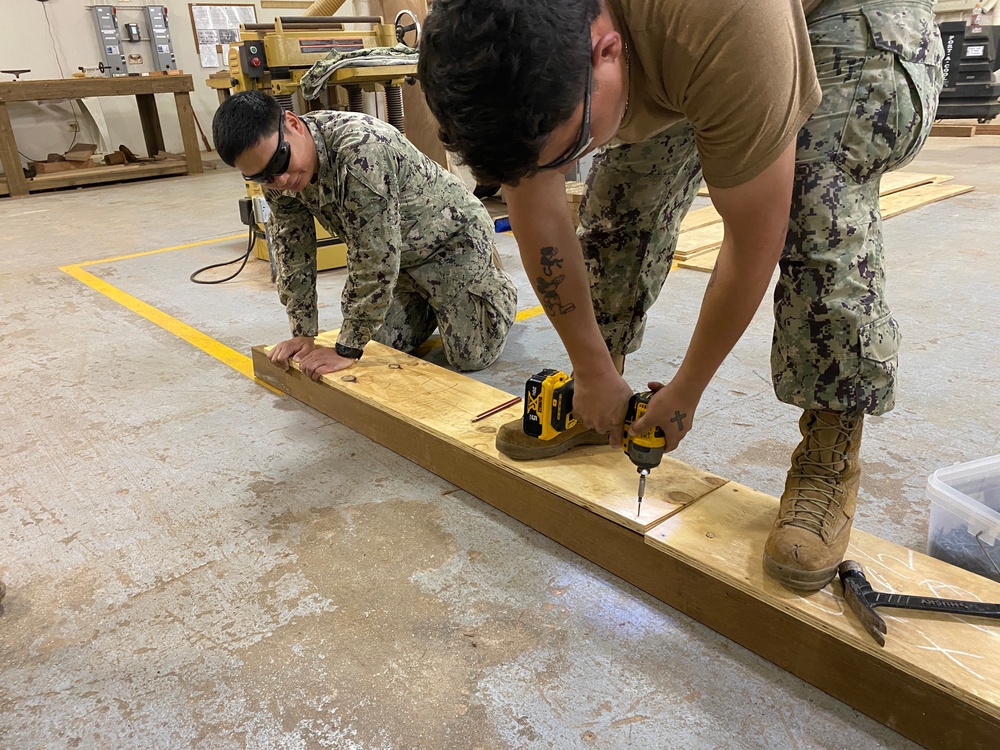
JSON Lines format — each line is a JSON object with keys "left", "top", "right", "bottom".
{"left": 173, "top": 91, "right": 203, "bottom": 174}
{"left": 0, "top": 101, "right": 29, "bottom": 198}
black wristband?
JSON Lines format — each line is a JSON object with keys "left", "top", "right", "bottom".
{"left": 335, "top": 343, "right": 364, "bottom": 360}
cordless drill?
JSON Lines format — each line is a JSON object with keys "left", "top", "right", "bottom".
{"left": 622, "top": 391, "right": 667, "bottom": 516}
{"left": 523, "top": 371, "right": 667, "bottom": 513}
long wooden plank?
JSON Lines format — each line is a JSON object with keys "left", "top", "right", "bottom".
{"left": 647, "top": 481, "right": 1000, "bottom": 749}
{"left": 253, "top": 343, "right": 1000, "bottom": 749}
{"left": 678, "top": 204, "right": 722, "bottom": 232}
{"left": 678, "top": 173, "right": 947, "bottom": 259}
{"left": 24, "top": 162, "right": 189, "bottom": 193}
{"left": 0, "top": 75, "right": 194, "bottom": 103}
{"left": 696, "top": 171, "right": 943, "bottom": 199}
{"left": 880, "top": 182, "right": 975, "bottom": 219}
{"left": 674, "top": 222, "right": 724, "bottom": 260}
{"left": 931, "top": 123, "right": 977, "bottom": 137}
{"left": 680, "top": 181, "right": 975, "bottom": 273}
{"left": 256, "top": 337, "right": 726, "bottom": 533}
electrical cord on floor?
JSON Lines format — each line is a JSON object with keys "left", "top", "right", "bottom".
{"left": 190, "top": 225, "right": 256, "bottom": 284}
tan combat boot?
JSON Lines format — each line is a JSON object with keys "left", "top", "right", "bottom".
{"left": 763, "top": 409, "right": 864, "bottom": 590}
{"left": 495, "top": 419, "right": 607, "bottom": 460}
{"left": 496, "top": 355, "right": 625, "bottom": 461}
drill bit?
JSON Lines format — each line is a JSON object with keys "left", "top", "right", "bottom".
{"left": 636, "top": 468, "right": 648, "bottom": 517}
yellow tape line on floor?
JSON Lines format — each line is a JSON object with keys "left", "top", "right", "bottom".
{"left": 61, "top": 263, "right": 263, "bottom": 384}
{"left": 61, "top": 236, "right": 546, "bottom": 380}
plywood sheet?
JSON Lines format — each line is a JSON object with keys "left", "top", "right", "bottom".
{"left": 646, "top": 481, "right": 1000, "bottom": 744}
{"left": 678, "top": 205, "right": 721, "bottom": 232}
{"left": 678, "top": 247, "right": 719, "bottom": 273}
{"left": 258, "top": 336, "right": 727, "bottom": 533}
{"left": 880, "top": 182, "right": 975, "bottom": 219}
{"left": 674, "top": 223, "right": 724, "bottom": 260}
{"left": 696, "top": 171, "right": 943, "bottom": 198}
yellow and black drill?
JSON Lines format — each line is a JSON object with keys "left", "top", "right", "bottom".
{"left": 523, "top": 370, "right": 666, "bottom": 514}
{"left": 622, "top": 391, "right": 667, "bottom": 516}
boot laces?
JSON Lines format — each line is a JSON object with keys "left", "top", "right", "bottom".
{"left": 784, "top": 419, "right": 854, "bottom": 535}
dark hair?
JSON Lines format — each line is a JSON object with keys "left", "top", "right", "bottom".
{"left": 212, "top": 90, "right": 283, "bottom": 166}
{"left": 418, "top": 0, "right": 600, "bottom": 186}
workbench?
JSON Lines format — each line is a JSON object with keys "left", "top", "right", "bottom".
{"left": 0, "top": 75, "right": 203, "bottom": 198}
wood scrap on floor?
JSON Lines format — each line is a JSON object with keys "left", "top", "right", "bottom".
{"left": 931, "top": 123, "right": 977, "bottom": 137}
{"left": 680, "top": 173, "right": 973, "bottom": 273}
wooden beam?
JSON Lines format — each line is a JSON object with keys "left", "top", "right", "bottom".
{"left": 254, "top": 337, "right": 726, "bottom": 533}
{"left": 173, "top": 92, "right": 204, "bottom": 174}
{"left": 0, "top": 101, "right": 28, "bottom": 197}
{"left": 0, "top": 75, "right": 194, "bottom": 103}
{"left": 135, "top": 93, "right": 165, "bottom": 159}
{"left": 648, "top": 481, "right": 1000, "bottom": 750}
{"left": 20, "top": 162, "right": 189, "bottom": 193}
{"left": 252, "top": 339, "right": 1000, "bottom": 749}
{"left": 261, "top": 0, "right": 314, "bottom": 7}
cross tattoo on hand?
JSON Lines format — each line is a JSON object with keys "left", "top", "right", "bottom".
{"left": 670, "top": 410, "right": 688, "bottom": 432}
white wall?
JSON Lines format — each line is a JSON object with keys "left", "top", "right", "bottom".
{"left": 0, "top": 1, "right": 359, "bottom": 173}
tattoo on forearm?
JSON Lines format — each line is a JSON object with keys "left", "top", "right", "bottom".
{"left": 707, "top": 266, "right": 718, "bottom": 289}
{"left": 535, "top": 273, "right": 576, "bottom": 316}
{"left": 539, "top": 246, "right": 564, "bottom": 277}
{"left": 670, "top": 410, "right": 688, "bottom": 432}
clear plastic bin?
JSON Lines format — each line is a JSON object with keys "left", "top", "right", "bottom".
{"left": 926, "top": 455, "right": 1000, "bottom": 583}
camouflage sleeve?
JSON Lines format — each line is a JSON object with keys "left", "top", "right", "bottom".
{"left": 265, "top": 191, "right": 319, "bottom": 337}
{"left": 337, "top": 145, "right": 403, "bottom": 350}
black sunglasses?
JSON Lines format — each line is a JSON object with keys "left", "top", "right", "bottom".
{"left": 243, "top": 115, "right": 292, "bottom": 184}
{"left": 538, "top": 66, "right": 594, "bottom": 171}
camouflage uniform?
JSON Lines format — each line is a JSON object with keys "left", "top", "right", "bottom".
{"left": 578, "top": 0, "right": 943, "bottom": 414}
{"left": 265, "top": 111, "right": 517, "bottom": 372}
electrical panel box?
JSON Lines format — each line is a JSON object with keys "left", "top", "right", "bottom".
{"left": 91, "top": 5, "right": 129, "bottom": 76}
{"left": 143, "top": 5, "right": 177, "bottom": 72}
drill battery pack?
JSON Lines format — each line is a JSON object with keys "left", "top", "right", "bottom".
{"left": 523, "top": 369, "right": 576, "bottom": 441}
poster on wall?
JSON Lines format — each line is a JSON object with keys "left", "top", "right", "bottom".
{"left": 188, "top": 4, "right": 257, "bottom": 69}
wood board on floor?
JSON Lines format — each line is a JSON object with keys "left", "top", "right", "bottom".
{"left": 254, "top": 342, "right": 1000, "bottom": 749}
{"left": 680, "top": 179, "right": 974, "bottom": 273}
{"left": 931, "top": 123, "right": 977, "bottom": 137}
{"left": 695, "top": 170, "right": 942, "bottom": 198}
{"left": 647, "top": 481, "right": 1000, "bottom": 749}
{"left": 679, "top": 172, "right": 948, "bottom": 261}
{"left": 254, "top": 336, "right": 727, "bottom": 533}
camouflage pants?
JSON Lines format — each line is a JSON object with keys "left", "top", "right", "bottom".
{"left": 579, "top": 0, "right": 943, "bottom": 415}
{"left": 373, "top": 235, "right": 517, "bottom": 372}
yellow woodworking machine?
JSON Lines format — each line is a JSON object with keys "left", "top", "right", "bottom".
{"left": 208, "top": 14, "right": 419, "bottom": 272}
{"left": 207, "top": 15, "right": 415, "bottom": 114}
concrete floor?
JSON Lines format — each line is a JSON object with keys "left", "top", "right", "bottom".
{"left": 1, "top": 137, "right": 998, "bottom": 749}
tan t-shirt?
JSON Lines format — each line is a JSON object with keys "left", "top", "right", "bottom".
{"left": 609, "top": 0, "right": 822, "bottom": 188}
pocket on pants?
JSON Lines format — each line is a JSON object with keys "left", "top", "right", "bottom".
{"left": 859, "top": 312, "right": 901, "bottom": 365}
{"left": 836, "top": 8, "right": 943, "bottom": 182}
